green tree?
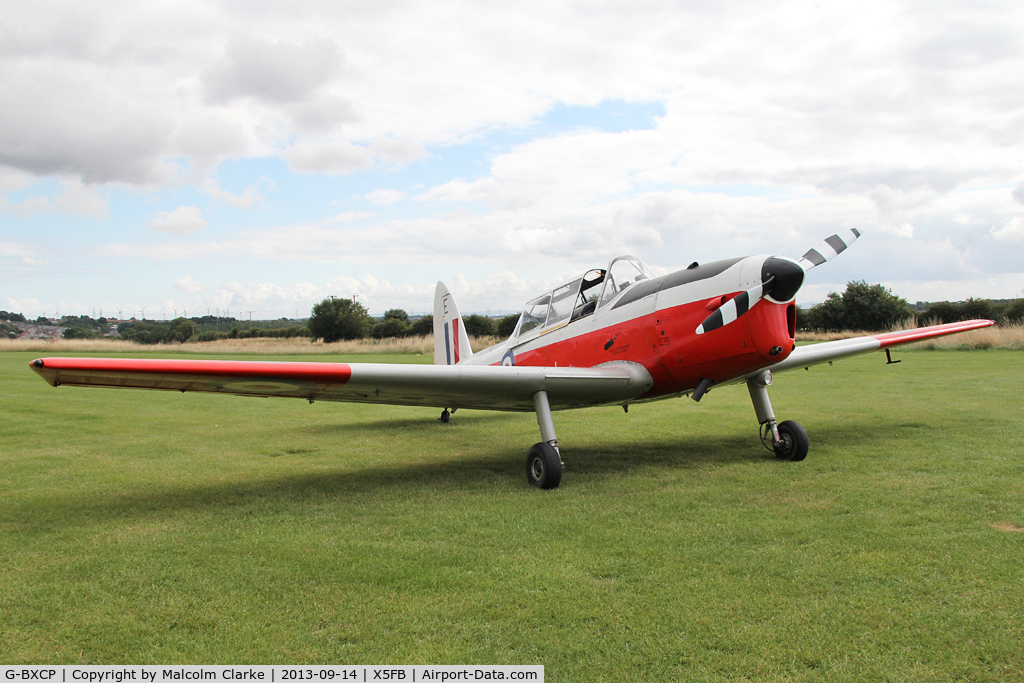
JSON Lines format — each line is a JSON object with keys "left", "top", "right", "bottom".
{"left": 462, "top": 314, "right": 495, "bottom": 337}
{"left": 497, "top": 313, "right": 520, "bottom": 338}
{"left": 923, "top": 301, "right": 963, "bottom": 325}
{"left": 308, "top": 297, "right": 370, "bottom": 342}
{"left": 803, "top": 281, "right": 913, "bottom": 332}
{"left": 167, "top": 317, "right": 197, "bottom": 342}
{"left": 61, "top": 327, "right": 99, "bottom": 340}
{"left": 840, "top": 281, "right": 913, "bottom": 330}
{"left": 1003, "top": 298, "right": 1024, "bottom": 324}
{"left": 383, "top": 308, "right": 409, "bottom": 322}
{"left": 409, "top": 315, "right": 433, "bottom": 336}
{"left": 371, "top": 318, "right": 410, "bottom": 339}
{"left": 118, "top": 321, "right": 170, "bottom": 344}
{"left": 803, "top": 292, "right": 847, "bottom": 332}
{"left": 960, "top": 297, "right": 994, "bottom": 322}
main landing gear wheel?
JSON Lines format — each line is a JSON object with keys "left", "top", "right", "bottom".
{"left": 774, "top": 420, "right": 809, "bottom": 461}
{"left": 526, "top": 442, "right": 562, "bottom": 489}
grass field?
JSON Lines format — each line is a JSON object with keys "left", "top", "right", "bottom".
{"left": 2, "top": 347, "right": 1022, "bottom": 680}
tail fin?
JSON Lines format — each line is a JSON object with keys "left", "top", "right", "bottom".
{"left": 433, "top": 281, "right": 474, "bottom": 365}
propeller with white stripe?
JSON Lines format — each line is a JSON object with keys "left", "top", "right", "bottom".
{"left": 695, "top": 228, "right": 861, "bottom": 335}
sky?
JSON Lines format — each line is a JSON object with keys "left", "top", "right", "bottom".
{"left": 2, "top": 0, "right": 1023, "bottom": 320}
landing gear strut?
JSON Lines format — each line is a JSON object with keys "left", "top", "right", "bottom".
{"left": 747, "top": 372, "right": 809, "bottom": 462}
{"left": 526, "top": 390, "right": 563, "bottom": 488}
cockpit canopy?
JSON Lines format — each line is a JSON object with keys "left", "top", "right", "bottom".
{"left": 511, "top": 256, "right": 655, "bottom": 340}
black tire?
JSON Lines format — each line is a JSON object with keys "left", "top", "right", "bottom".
{"left": 440, "top": 409, "right": 450, "bottom": 424}
{"left": 774, "top": 420, "right": 809, "bottom": 461}
{"left": 526, "top": 442, "right": 562, "bottom": 489}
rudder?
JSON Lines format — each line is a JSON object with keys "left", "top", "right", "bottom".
{"left": 433, "top": 281, "right": 474, "bottom": 365}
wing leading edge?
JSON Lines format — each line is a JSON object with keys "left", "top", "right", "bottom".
{"left": 30, "top": 357, "right": 654, "bottom": 412}
{"left": 761, "top": 319, "right": 995, "bottom": 375}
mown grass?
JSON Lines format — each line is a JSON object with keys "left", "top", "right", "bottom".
{"left": 2, "top": 348, "right": 1022, "bottom": 679}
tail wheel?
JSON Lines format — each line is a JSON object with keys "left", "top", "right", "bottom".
{"left": 774, "top": 420, "right": 809, "bottom": 461}
{"left": 526, "top": 442, "right": 562, "bottom": 489}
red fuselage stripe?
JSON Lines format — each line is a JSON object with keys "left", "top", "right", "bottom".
{"left": 501, "top": 296, "right": 796, "bottom": 399}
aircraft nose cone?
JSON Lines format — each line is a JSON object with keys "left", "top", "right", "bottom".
{"left": 762, "top": 257, "right": 804, "bottom": 302}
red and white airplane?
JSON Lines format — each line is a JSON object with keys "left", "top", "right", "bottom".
{"left": 31, "top": 230, "right": 993, "bottom": 489}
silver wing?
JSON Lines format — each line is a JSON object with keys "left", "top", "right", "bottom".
{"left": 30, "top": 357, "right": 654, "bottom": 412}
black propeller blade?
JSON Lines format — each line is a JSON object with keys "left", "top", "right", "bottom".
{"left": 695, "top": 229, "right": 861, "bottom": 335}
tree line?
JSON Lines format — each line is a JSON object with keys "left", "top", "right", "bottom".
{"left": 798, "top": 281, "right": 1024, "bottom": 332}
{"left": 305, "top": 298, "right": 522, "bottom": 343}
{"left": 8, "top": 285, "right": 1023, "bottom": 345}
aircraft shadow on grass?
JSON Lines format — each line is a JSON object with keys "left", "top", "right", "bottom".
{"left": 304, "top": 410, "right": 523, "bottom": 434}
{"left": 12, "top": 418, "right": 918, "bottom": 531}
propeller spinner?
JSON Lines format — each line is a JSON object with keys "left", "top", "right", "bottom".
{"left": 695, "top": 229, "right": 861, "bottom": 335}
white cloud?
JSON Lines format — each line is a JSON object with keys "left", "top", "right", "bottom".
{"left": 203, "top": 179, "right": 263, "bottom": 209}
{"left": 0, "top": 179, "right": 106, "bottom": 217}
{"left": 990, "top": 216, "right": 1024, "bottom": 241}
{"left": 171, "top": 117, "right": 249, "bottom": 175}
{"left": 52, "top": 180, "right": 107, "bottom": 218}
{"left": 0, "top": 242, "right": 30, "bottom": 257}
{"left": 369, "top": 138, "right": 427, "bottom": 166}
{"left": 21, "top": 256, "right": 50, "bottom": 266}
{"left": 4, "top": 0, "right": 1024, "bottom": 316}
{"left": 174, "top": 275, "right": 206, "bottom": 294}
{"left": 202, "top": 35, "right": 343, "bottom": 105}
{"left": 288, "top": 94, "right": 361, "bottom": 134}
{"left": 365, "top": 189, "right": 406, "bottom": 205}
{"left": 2, "top": 296, "right": 40, "bottom": 316}
{"left": 0, "top": 194, "right": 51, "bottom": 216}
{"left": 285, "top": 138, "right": 425, "bottom": 174}
{"left": 149, "top": 206, "right": 207, "bottom": 234}
{"left": 285, "top": 141, "right": 374, "bottom": 174}
{"left": 3, "top": 1, "right": 1022, "bottom": 195}
{"left": 327, "top": 211, "right": 375, "bottom": 222}
{"left": 877, "top": 222, "right": 915, "bottom": 239}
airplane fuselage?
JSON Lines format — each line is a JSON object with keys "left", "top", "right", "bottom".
{"left": 469, "top": 255, "right": 798, "bottom": 403}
